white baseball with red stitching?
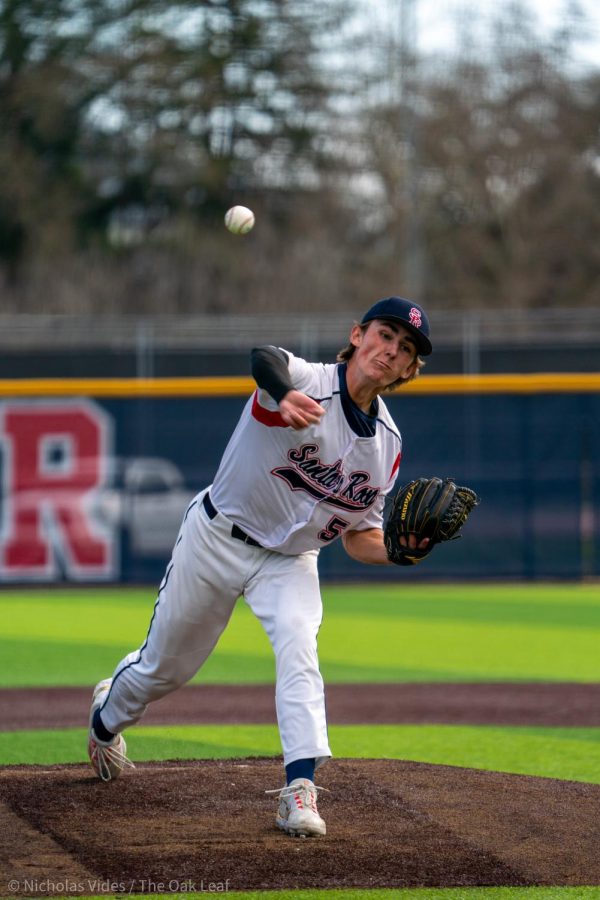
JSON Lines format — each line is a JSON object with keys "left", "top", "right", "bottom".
{"left": 224, "top": 205, "right": 255, "bottom": 234}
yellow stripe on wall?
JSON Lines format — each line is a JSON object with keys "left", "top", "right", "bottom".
{"left": 401, "top": 373, "right": 600, "bottom": 394}
{"left": 0, "top": 373, "right": 598, "bottom": 397}
{"left": 0, "top": 377, "right": 254, "bottom": 397}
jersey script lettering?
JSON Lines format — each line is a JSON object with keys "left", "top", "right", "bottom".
{"left": 272, "top": 443, "right": 380, "bottom": 511}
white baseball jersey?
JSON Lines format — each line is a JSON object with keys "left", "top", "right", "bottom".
{"left": 210, "top": 352, "right": 402, "bottom": 554}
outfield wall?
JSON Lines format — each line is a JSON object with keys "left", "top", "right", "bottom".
{"left": 0, "top": 374, "right": 598, "bottom": 583}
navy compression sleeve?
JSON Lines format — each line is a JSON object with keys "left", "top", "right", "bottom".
{"left": 250, "top": 346, "right": 294, "bottom": 404}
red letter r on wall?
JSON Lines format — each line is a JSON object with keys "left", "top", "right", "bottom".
{"left": 0, "top": 401, "right": 115, "bottom": 580}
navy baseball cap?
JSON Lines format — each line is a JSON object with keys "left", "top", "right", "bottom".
{"left": 361, "top": 296, "right": 432, "bottom": 356}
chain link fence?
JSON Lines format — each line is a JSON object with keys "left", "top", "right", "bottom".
{"left": 0, "top": 307, "right": 598, "bottom": 378}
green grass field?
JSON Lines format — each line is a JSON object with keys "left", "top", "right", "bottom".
{"left": 3, "top": 723, "right": 600, "bottom": 783}
{"left": 1, "top": 582, "right": 599, "bottom": 900}
{"left": 2, "top": 583, "right": 600, "bottom": 687}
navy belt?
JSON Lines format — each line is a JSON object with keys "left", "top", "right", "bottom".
{"left": 202, "top": 492, "right": 262, "bottom": 548}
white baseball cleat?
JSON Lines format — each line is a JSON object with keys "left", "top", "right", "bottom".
{"left": 267, "top": 778, "right": 327, "bottom": 836}
{"left": 87, "top": 678, "right": 134, "bottom": 782}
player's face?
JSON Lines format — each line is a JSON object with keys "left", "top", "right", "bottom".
{"left": 349, "top": 320, "right": 418, "bottom": 389}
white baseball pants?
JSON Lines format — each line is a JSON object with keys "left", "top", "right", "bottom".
{"left": 99, "top": 489, "right": 332, "bottom": 769}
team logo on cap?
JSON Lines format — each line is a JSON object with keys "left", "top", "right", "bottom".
{"left": 409, "top": 307, "right": 422, "bottom": 328}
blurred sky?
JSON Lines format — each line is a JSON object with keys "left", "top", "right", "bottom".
{"left": 376, "top": 0, "right": 600, "bottom": 70}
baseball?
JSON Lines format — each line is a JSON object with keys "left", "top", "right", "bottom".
{"left": 224, "top": 205, "right": 255, "bottom": 235}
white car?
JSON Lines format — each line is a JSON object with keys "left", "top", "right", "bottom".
{"left": 96, "top": 457, "right": 193, "bottom": 557}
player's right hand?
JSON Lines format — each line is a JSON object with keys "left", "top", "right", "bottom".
{"left": 279, "top": 390, "right": 325, "bottom": 430}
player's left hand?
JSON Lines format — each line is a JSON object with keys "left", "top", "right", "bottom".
{"left": 399, "top": 534, "right": 430, "bottom": 551}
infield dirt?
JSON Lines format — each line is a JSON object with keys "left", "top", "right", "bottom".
{"left": 1, "top": 683, "right": 600, "bottom": 896}
{"left": 2, "top": 682, "right": 599, "bottom": 730}
{"left": 1, "top": 758, "right": 600, "bottom": 895}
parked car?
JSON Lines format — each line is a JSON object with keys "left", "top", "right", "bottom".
{"left": 95, "top": 456, "right": 193, "bottom": 557}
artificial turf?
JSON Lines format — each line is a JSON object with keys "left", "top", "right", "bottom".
{"left": 1, "top": 583, "right": 599, "bottom": 687}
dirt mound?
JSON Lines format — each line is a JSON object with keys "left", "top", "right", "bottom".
{"left": 1, "top": 758, "right": 599, "bottom": 895}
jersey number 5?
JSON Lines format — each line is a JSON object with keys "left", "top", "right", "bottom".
{"left": 318, "top": 515, "right": 350, "bottom": 543}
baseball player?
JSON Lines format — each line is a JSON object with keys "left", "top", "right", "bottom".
{"left": 88, "top": 296, "right": 433, "bottom": 837}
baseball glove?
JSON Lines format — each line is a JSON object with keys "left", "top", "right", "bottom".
{"left": 384, "top": 477, "right": 479, "bottom": 566}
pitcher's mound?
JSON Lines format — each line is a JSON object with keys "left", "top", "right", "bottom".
{"left": 1, "top": 758, "right": 599, "bottom": 895}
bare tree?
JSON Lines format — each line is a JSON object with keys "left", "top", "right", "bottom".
{"left": 356, "top": 0, "right": 600, "bottom": 311}
{"left": 0, "top": 0, "right": 355, "bottom": 312}
{"left": 0, "top": 0, "right": 598, "bottom": 316}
